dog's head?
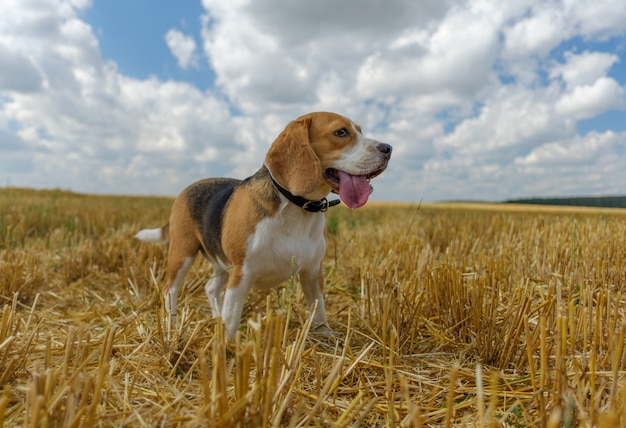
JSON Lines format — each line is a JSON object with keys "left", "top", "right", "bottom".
{"left": 265, "top": 112, "right": 392, "bottom": 208}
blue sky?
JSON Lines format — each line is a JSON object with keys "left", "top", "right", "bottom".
{"left": 82, "top": 0, "right": 213, "bottom": 86}
{"left": 1, "top": 0, "right": 625, "bottom": 202}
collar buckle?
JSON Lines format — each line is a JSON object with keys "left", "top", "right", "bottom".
{"left": 270, "top": 176, "right": 340, "bottom": 212}
{"left": 302, "top": 198, "right": 329, "bottom": 212}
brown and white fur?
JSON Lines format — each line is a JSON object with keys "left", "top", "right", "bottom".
{"left": 135, "top": 112, "right": 392, "bottom": 339}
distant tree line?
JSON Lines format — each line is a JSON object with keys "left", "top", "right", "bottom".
{"left": 505, "top": 196, "right": 626, "bottom": 208}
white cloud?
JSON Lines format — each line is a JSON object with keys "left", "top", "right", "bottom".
{"left": 200, "top": 0, "right": 453, "bottom": 113}
{"left": 503, "top": 0, "right": 626, "bottom": 59}
{"left": 439, "top": 84, "right": 575, "bottom": 157}
{"left": 547, "top": 50, "right": 625, "bottom": 120}
{"left": 165, "top": 29, "right": 198, "bottom": 69}
{"left": 356, "top": 10, "right": 500, "bottom": 100}
{"left": 68, "top": 0, "right": 91, "bottom": 9}
{"left": 571, "top": 0, "right": 626, "bottom": 38}
{"left": 0, "top": 0, "right": 236, "bottom": 195}
{"left": 555, "top": 77, "right": 625, "bottom": 119}
{"left": 0, "top": 46, "right": 43, "bottom": 93}
{"left": 550, "top": 51, "right": 620, "bottom": 89}
{"left": 511, "top": 130, "right": 626, "bottom": 196}
{"left": 1, "top": 0, "right": 626, "bottom": 201}
{"left": 515, "top": 131, "right": 620, "bottom": 167}
{"left": 414, "top": 130, "right": 626, "bottom": 201}
{"left": 504, "top": 3, "right": 569, "bottom": 57}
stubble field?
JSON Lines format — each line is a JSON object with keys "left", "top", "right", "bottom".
{"left": 1, "top": 188, "right": 626, "bottom": 427}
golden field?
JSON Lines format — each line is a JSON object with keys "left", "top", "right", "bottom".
{"left": 1, "top": 187, "right": 626, "bottom": 427}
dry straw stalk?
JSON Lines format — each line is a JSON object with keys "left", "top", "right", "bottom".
{"left": 1, "top": 188, "right": 626, "bottom": 426}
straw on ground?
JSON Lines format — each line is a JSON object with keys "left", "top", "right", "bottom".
{"left": 1, "top": 188, "right": 626, "bottom": 426}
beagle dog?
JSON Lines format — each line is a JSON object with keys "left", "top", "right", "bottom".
{"left": 135, "top": 112, "right": 392, "bottom": 339}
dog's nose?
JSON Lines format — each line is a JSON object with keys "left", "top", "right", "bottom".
{"left": 377, "top": 143, "right": 392, "bottom": 157}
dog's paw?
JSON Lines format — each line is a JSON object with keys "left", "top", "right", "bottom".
{"left": 310, "top": 322, "right": 333, "bottom": 337}
{"left": 308, "top": 322, "right": 342, "bottom": 347}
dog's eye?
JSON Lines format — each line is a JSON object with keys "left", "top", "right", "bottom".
{"left": 334, "top": 128, "right": 349, "bottom": 137}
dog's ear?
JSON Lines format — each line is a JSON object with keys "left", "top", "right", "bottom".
{"left": 265, "top": 116, "right": 324, "bottom": 197}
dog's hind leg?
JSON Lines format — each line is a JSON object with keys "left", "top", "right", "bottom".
{"left": 164, "top": 224, "right": 200, "bottom": 321}
{"left": 164, "top": 255, "right": 195, "bottom": 320}
{"left": 221, "top": 266, "right": 252, "bottom": 339}
{"left": 205, "top": 264, "right": 229, "bottom": 318}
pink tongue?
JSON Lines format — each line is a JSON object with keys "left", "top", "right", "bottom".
{"left": 336, "top": 171, "right": 372, "bottom": 209}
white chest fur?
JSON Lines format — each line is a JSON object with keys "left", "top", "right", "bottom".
{"left": 242, "top": 203, "right": 326, "bottom": 289}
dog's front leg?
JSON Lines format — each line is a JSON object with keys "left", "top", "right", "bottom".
{"left": 300, "top": 268, "right": 331, "bottom": 335}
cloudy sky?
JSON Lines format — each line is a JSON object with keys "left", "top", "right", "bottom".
{"left": 1, "top": 0, "right": 625, "bottom": 202}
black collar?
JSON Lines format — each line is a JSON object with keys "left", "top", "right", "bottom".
{"left": 270, "top": 176, "right": 340, "bottom": 212}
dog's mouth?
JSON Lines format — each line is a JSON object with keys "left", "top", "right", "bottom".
{"left": 325, "top": 166, "right": 387, "bottom": 209}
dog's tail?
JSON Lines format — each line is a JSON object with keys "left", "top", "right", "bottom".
{"left": 135, "top": 224, "right": 170, "bottom": 243}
